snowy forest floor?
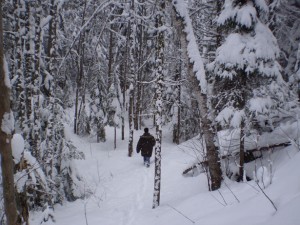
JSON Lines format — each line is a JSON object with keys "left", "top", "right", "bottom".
{"left": 29, "top": 120, "right": 300, "bottom": 225}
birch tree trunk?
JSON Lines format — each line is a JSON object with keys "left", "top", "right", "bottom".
{"left": 0, "top": 0, "right": 19, "bottom": 223}
{"left": 153, "top": 0, "right": 165, "bottom": 209}
{"left": 128, "top": 0, "right": 135, "bottom": 157}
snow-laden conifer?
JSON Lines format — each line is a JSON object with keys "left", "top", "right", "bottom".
{"left": 210, "top": 0, "right": 291, "bottom": 131}
{"left": 209, "top": 0, "right": 294, "bottom": 180}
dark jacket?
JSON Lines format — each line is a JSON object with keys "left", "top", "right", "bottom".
{"left": 136, "top": 133, "right": 156, "bottom": 157}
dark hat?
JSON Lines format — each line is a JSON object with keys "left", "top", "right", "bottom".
{"left": 144, "top": 128, "right": 149, "bottom": 133}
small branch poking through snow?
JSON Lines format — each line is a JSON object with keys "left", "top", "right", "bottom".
{"left": 217, "top": 190, "right": 228, "bottom": 206}
{"left": 166, "top": 204, "right": 195, "bottom": 224}
{"left": 84, "top": 201, "right": 89, "bottom": 225}
{"left": 224, "top": 181, "right": 240, "bottom": 203}
{"left": 210, "top": 193, "right": 226, "bottom": 207}
{"left": 256, "top": 181, "right": 277, "bottom": 212}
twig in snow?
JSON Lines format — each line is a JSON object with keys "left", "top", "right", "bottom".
{"left": 223, "top": 181, "right": 240, "bottom": 203}
{"left": 166, "top": 204, "right": 195, "bottom": 224}
{"left": 217, "top": 190, "right": 227, "bottom": 206}
{"left": 84, "top": 201, "right": 89, "bottom": 225}
{"left": 256, "top": 181, "right": 277, "bottom": 212}
{"left": 96, "top": 160, "right": 101, "bottom": 183}
{"left": 90, "top": 143, "right": 93, "bottom": 156}
{"left": 244, "top": 182, "right": 260, "bottom": 193}
{"left": 210, "top": 193, "right": 226, "bottom": 206}
{"left": 83, "top": 183, "right": 90, "bottom": 225}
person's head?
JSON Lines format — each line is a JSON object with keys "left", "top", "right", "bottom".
{"left": 144, "top": 128, "right": 149, "bottom": 133}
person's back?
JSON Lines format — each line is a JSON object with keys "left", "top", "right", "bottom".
{"left": 136, "top": 128, "right": 155, "bottom": 167}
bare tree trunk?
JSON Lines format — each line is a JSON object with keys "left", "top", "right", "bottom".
{"left": 238, "top": 70, "right": 247, "bottom": 181}
{"left": 24, "top": 1, "right": 33, "bottom": 146}
{"left": 173, "top": 5, "right": 222, "bottom": 191}
{"left": 108, "top": 27, "right": 113, "bottom": 89}
{"left": 173, "top": 55, "right": 181, "bottom": 144}
{"left": 128, "top": 85, "right": 134, "bottom": 156}
{"left": 134, "top": 4, "right": 145, "bottom": 130}
{"left": 12, "top": 0, "right": 26, "bottom": 132}
{"left": 177, "top": 86, "right": 181, "bottom": 144}
{"left": 0, "top": 1, "right": 19, "bottom": 223}
{"left": 114, "top": 126, "right": 117, "bottom": 149}
{"left": 139, "top": 80, "right": 144, "bottom": 130}
{"left": 239, "top": 119, "right": 245, "bottom": 181}
{"left": 32, "top": 0, "right": 42, "bottom": 161}
{"left": 121, "top": 22, "right": 129, "bottom": 141}
{"left": 188, "top": 63, "right": 222, "bottom": 191}
{"left": 74, "top": 87, "right": 79, "bottom": 134}
{"left": 135, "top": 72, "right": 141, "bottom": 130}
{"left": 74, "top": 0, "right": 87, "bottom": 134}
{"left": 121, "top": 116, "right": 125, "bottom": 140}
{"left": 121, "top": 63, "right": 126, "bottom": 140}
{"left": 74, "top": 36, "right": 85, "bottom": 134}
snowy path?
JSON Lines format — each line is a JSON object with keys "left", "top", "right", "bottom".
{"left": 29, "top": 125, "right": 300, "bottom": 225}
{"left": 29, "top": 126, "right": 200, "bottom": 225}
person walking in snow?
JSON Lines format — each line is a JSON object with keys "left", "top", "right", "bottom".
{"left": 136, "top": 128, "right": 156, "bottom": 167}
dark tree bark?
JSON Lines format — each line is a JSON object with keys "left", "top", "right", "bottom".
{"left": 24, "top": 1, "right": 33, "bottom": 145}
{"left": 239, "top": 119, "right": 245, "bottom": 181}
{"left": 74, "top": 0, "right": 87, "bottom": 134}
{"left": 32, "top": 0, "right": 42, "bottom": 161}
{"left": 128, "top": 84, "right": 134, "bottom": 156}
{"left": 0, "top": 0, "right": 19, "bottom": 223}
{"left": 134, "top": 3, "right": 145, "bottom": 131}
{"left": 108, "top": 28, "right": 114, "bottom": 89}
{"left": 121, "top": 62, "right": 126, "bottom": 141}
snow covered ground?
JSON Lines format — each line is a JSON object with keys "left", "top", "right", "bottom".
{"left": 29, "top": 122, "right": 300, "bottom": 225}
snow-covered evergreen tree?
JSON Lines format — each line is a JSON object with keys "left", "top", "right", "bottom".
{"left": 269, "top": 1, "right": 300, "bottom": 100}
{"left": 209, "top": 0, "right": 294, "bottom": 180}
{"left": 1, "top": 1, "right": 87, "bottom": 221}
{"left": 89, "top": 78, "right": 106, "bottom": 142}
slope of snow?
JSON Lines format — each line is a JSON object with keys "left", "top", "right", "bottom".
{"left": 29, "top": 121, "right": 300, "bottom": 225}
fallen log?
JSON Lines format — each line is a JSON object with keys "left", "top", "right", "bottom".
{"left": 182, "top": 161, "right": 208, "bottom": 176}
{"left": 182, "top": 141, "right": 291, "bottom": 176}
{"left": 246, "top": 142, "right": 291, "bottom": 152}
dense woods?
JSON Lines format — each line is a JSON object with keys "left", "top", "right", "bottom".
{"left": 0, "top": 0, "right": 300, "bottom": 223}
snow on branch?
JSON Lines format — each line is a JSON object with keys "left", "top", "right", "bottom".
{"left": 3, "top": 55, "right": 11, "bottom": 89}
{"left": 58, "top": 0, "right": 114, "bottom": 74}
{"left": 172, "top": 0, "right": 207, "bottom": 94}
{"left": 1, "top": 111, "right": 14, "bottom": 135}
{"left": 217, "top": 0, "right": 257, "bottom": 28}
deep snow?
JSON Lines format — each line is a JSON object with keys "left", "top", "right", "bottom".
{"left": 28, "top": 120, "right": 300, "bottom": 225}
